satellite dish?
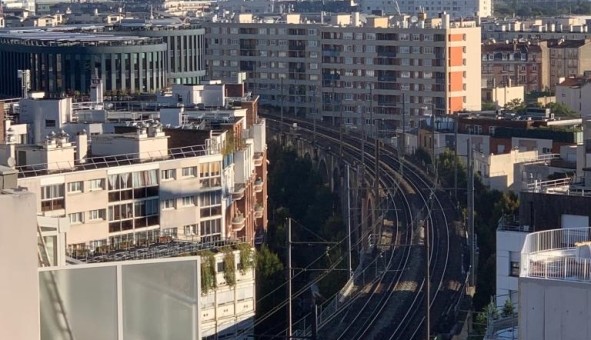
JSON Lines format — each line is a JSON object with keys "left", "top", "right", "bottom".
{"left": 7, "top": 157, "right": 16, "bottom": 167}
{"left": 410, "top": 16, "right": 418, "bottom": 23}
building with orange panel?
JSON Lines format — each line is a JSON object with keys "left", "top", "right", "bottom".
{"left": 205, "top": 12, "right": 482, "bottom": 132}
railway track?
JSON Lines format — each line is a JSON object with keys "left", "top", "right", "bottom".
{"left": 264, "top": 113, "right": 466, "bottom": 339}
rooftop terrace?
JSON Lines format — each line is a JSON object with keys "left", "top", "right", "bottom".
{"left": 521, "top": 227, "right": 591, "bottom": 283}
{"left": 524, "top": 177, "right": 591, "bottom": 197}
{"left": 16, "top": 143, "right": 211, "bottom": 178}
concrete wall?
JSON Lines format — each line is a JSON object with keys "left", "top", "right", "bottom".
{"left": 519, "top": 277, "right": 591, "bottom": 340}
{"left": 0, "top": 189, "right": 40, "bottom": 340}
{"left": 496, "top": 230, "right": 528, "bottom": 308}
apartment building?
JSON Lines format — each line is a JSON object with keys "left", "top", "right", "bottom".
{"left": 556, "top": 75, "right": 591, "bottom": 119}
{"left": 493, "top": 119, "right": 591, "bottom": 313}
{"left": 205, "top": 12, "right": 481, "bottom": 130}
{"left": 359, "top": 0, "right": 492, "bottom": 19}
{"left": 481, "top": 41, "right": 548, "bottom": 93}
{"left": 548, "top": 39, "right": 591, "bottom": 89}
{"left": 2, "top": 84, "right": 267, "bottom": 252}
{"left": 481, "top": 17, "right": 591, "bottom": 41}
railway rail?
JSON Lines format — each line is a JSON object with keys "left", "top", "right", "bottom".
{"left": 264, "top": 113, "right": 467, "bottom": 339}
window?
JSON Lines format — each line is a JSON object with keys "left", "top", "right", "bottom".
{"left": 88, "top": 209, "right": 105, "bottom": 221}
{"left": 161, "top": 228, "right": 178, "bottom": 238}
{"left": 181, "top": 196, "right": 195, "bottom": 207}
{"left": 45, "top": 119, "right": 56, "bottom": 128}
{"left": 69, "top": 212, "right": 84, "bottom": 224}
{"left": 87, "top": 179, "right": 104, "bottom": 191}
{"left": 162, "top": 199, "right": 175, "bottom": 210}
{"left": 161, "top": 169, "right": 175, "bottom": 180}
{"left": 41, "top": 184, "right": 65, "bottom": 211}
{"left": 200, "top": 190, "right": 222, "bottom": 217}
{"left": 199, "top": 162, "right": 222, "bottom": 188}
{"left": 67, "top": 181, "right": 83, "bottom": 193}
{"left": 182, "top": 166, "right": 197, "bottom": 177}
{"left": 510, "top": 261, "right": 520, "bottom": 277}
{"left": 200, "top": 218, "right": 222, "bottom": 243}
{"left": 184, "top": 224, "right": 197, "bottom": 236}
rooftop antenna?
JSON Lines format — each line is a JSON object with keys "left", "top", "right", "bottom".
{"left": 150, "top": 5, "right": 154, "bottom": 20}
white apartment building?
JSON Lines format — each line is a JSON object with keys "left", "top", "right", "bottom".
{"left": 481, "top": 16, "right": 591, "bottom": 41}
{"left": 519, "top": 227, "right": 591, "bottom": 340}
{"left": 205, "top": 12, "right": 482, "bottom": 130}
{"left": 556, "top": 76, "right": 591, "bottom": 119}
{"left": 359, "top": 0, "right": 492, "bottom": 19}
{"left": 3, "top": 90, "right": 267, "bottom": 252}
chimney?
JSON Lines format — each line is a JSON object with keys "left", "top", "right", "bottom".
{"left": 76, "top": 130, "right": 88, "bottom": 164}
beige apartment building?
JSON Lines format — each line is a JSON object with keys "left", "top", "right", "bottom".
{"left": 205, "top": 13, "right": 481, "bottom": 130}
{"left": 9, "top": 110, "right": 267, "bottom": 253}
{"left": 548, "top": 39, "right": 591, "bottom": 90}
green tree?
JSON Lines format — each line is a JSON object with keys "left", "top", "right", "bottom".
{"left": 504, "top": 98, "right": 526, "bottom": 113}
{"left": 501, "top": 298, "right": 515, "bottom": 318}
{"left": 482, "top": 101, "right": 497, "bottom": 111}
{"left": 546, "top": 102, "right": 579, "bottom": 118}
{"left": 255, "top": 245, "right": 285, "bottom": 333}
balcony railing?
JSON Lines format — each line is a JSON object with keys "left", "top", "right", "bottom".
{"left": 232, "top": 183, "right": 245, "bottom": 200}
{"left": 521, "top": 227, "right": 591, "bottom": 283}
{"left": 254, "top": 178, "right": 263, "bottom": 193}
{"left": 231, "top": 213, "right": 246, "bottom": 231}
{"left": 253, "top": 152, "right": 263, "bottom": 167}
{"left": 254, "top": 204, "right": 264, "bottom": 219}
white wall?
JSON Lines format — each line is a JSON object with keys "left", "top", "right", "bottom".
{"left": 0, "top": 190, "right": 40, "bottom": 340}
{"left": 496, "top": 230, "right": 528, "bottom": 308}
{"left": 19, "top": 97, "right": 72, "bottom": 144}
{"left": 519, "top": 277, "right": 591, "bottom": 340}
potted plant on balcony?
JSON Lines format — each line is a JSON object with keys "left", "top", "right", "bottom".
{"left": 199, "top": 250, "right": 217, "bottom": 294}
{"left": 237, "top": 243, "right": 253, "bottom": 275}
{"left": 222, "top": 247, "right": 236, "bottom": 287}
{"left": 255, "top": 203, "right": 263, "bottom": 212}
{"left": 232, "top": 210, "right": 245, "bottom": 224}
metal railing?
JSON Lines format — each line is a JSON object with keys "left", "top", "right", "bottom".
{"left": 524, "top": 177, "right": 572, "bottom": 192}
{"left": 497, "top": 215, "right": 530, "bottom": 232}
{"left": 521, "top": 227, "right": 591, "bottom": 283}
{"left": 517, "top": 153, "right": 559, "bottom": 164}
{"left": 72, "top": 236, "right": 249, "bottom": 263}
{"left": 16, "top": 144, "right": 210, "bottom": 178}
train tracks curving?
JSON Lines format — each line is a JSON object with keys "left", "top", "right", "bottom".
{"left": 265, "top": 114, "right": 466, "bottom": 339}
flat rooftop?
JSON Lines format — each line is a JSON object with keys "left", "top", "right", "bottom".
{"left": 0, "top": 29, "right": 161, "bottom": 46}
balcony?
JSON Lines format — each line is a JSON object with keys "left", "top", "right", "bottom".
{"left": 253, "top": 152, "right": 263, "bottom": 167}
{"left": 521, "top": 227, "right": 591, "bottom": 283}
{"left": 232, "top": 212, "right": 245, "bottom": 231}
{"left": 232, "top": 183, "right": 245, "bottom": 201}
{"left": 254, "top": 204, "right": 264, "bottom": 219}
{"left": 254, "top": 178, "right": 263, "bottom": 193}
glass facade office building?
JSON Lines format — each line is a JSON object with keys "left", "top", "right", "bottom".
{"left": 108, "top": 22, "right": 206, "bottom": 85}
{"left": 0, "top": 32, "right": 167, "bottom": 97}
